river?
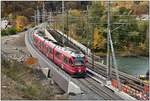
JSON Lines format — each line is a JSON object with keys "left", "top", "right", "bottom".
{"left": 102, "top": 56, "right": 149, "bottom": 76}
{"left": 116, "top": 56, "right": 149, "bottom": 76}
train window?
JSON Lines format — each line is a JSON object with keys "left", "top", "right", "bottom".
{"left": 56, "top": 51, "right": 60, "bottom": 58}
{"left": 40, "top": 42, "right": 43, "bottom": 47}
{"left": 41, "top": 41, "right": 44, "bottom": 46}
{"left": 64, "top": 56, "right": 68, "bottom": 64}
{"left": 74, "top": 57, "right": 84, "bottom": 66}
{"left": 48, "top": 47, "right": 52, "bottom": 53}
{"left": 69, "top": 59, "right": 73, "bottom": 65}
{"left": 39, "top": 41, "right": 41, "bottom": 46}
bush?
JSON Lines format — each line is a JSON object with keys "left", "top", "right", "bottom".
{"left": 7, "top": 27, "right": 16, "bottom": 35}
{"left": 1, "top": 27, "right": 16, "bottom": 36}
{"left": 1, "top": 30, "right": 7, "bottom": 36}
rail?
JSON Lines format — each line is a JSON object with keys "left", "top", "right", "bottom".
{"left": 46, "top": 28, "right": 149, "bottom": 100}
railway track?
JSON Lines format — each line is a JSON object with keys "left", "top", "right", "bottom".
{"left": 87, "top": 62, "right": 145, "bottom": 91}
{"left": 48, "top": 29, "right": 147, "bottom": 92}
{"left": 27, "top": 27, "right": 123, "bottom": 100}
{"left": 78, "top": 74, "right": 122, "bottom": 100}
{"left": 49, "top": 30, "right": 148, "bottom": 84}
{"left": 28, "top": 27, "right": 149, "bottom": 99}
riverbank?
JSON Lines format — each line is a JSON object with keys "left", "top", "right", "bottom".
{"left": 95, "top": 51, "right": 149, "bottom": 58}
{"left": 94, "top": 51, "right": 148, "bottom": 76}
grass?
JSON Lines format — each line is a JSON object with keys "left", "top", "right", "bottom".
{"left": 1, "top": 57, "right": 65, "bottom": 100}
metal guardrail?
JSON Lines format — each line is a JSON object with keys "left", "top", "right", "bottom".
{"left": 56, "top": 30, "right": 92, "bottom": 55}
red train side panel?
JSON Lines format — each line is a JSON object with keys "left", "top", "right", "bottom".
{"left": 32, "top": 30, "right": 87, "bottom": 77}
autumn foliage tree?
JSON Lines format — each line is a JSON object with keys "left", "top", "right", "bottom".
{"left": 16, "top": 16, "right": 28, "bottom": 32}
{"left": 93, "top": 28, "right": 106, "bottom": 50}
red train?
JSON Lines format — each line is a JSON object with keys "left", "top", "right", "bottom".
{"left": 32, "top": 30, "right": 87, "bottom": 77}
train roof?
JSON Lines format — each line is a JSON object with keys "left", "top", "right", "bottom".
{"left": 34, "top": 30, "right": 85, "bottom": 58}
{"left": 56, "top": 46, "right": 85, "bottom": 58}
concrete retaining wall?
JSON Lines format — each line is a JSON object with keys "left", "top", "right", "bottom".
{"left": 25, "top": 28, "right": 81, "bottom": 94}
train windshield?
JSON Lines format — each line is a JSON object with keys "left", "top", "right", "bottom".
{"left": 73, "top": 57, "right": 84, "bottom": 66}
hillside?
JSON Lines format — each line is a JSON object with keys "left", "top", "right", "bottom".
{"left": 1, "top": 58, "right": 67, "bottom": 100}
{"left": 1, "top": 31, "right": 67, "bottom": 100}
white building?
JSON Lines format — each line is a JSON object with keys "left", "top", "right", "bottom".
{"left": 1, "top": 20, "right": 10, "bottom": 30}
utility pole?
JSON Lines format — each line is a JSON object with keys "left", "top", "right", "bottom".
{"left": 107, "top": 1, "right": 121, "bottom": 91}
{"left": 62, "top": 0, "right": 65, "bottom": 45}
{"left": 66, "top": 10, "right": 69, "bottom": 44}
{"left": 86, "top": 5, "right": 89, "bottom": 55}
{"left": 106, "top": 0, "right": 111, "bottom": 81}
{"left": 42, "top": 2, "right": 46, "bottom": 23}
{"left": 92, "top": 25, "right": 95, "bottom": 68}
{"left": 48, "top": 11, "right": 52, "bottom": 26}
{"left": 37, "top": 6, "right": 40, "bottom": 25}
{"left": 34, "top": 10, "right": 37, "bottom": 25}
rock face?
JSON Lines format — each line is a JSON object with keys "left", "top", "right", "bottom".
{"left": 1, "top": 32, "right": 66, "bottom": 100}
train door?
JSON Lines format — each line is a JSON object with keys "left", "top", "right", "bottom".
{"left": 42, "top": 40, "right": 47, "bottom": 54}
{"left": 45, "top": 45, "right": 48, "bottom": 57}
{"left": 47, "top": 46, "right": 53, "bottom": 60}
{"left": 63, "top": 56, "right": 75, "bottom": 74}
{"left": 54, "top": 51, "right": 62, "bottom": 66}
{"left": 39, "top": 39, "right": 44, "bottom": 53}
{"left": 38, "top": 38, "right": 41, "bottom": 50}
{"left": 33, "top": 35, "right": 38, "bottom": 47}
{"left": 38, "top": 40, "right": 42, "bottom": 52}
{"left": 37, "top": 38, "right": 41, "bottom": 50}
{"left": 32, "top": 35, "right": 36, "bottom": 46}
{"left": 43, "top": 42, "right": 48, "bottom": 56}
{"left": 41, "top": 40, "right": 45, "bottom": 53}
{"left": 35, "top": 37, "right": 38, "bottom": 47}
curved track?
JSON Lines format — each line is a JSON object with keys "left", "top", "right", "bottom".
{"left": 26, "top": 27, "right": 124, "bottom": 100}
{"left": 48, "top": 29, "right": 147, "bottom": 92}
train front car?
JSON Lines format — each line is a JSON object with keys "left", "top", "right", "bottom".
{"left": 69, "top": 50, "right": 87, "bottom": 77}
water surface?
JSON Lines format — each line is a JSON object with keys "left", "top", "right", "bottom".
{"left": 116, "top": 56, "right": 149, "bottom": 76}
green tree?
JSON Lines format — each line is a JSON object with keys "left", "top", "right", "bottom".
{"left": 137, "top": 20, "right": 148, "bottom": 33}
{"left": 89, "top": 1, "right": 104, "bottom": 25}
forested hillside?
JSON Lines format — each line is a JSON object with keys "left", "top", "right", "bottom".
{"left": 1, "top": 1, "right": 90, "bottom": 19}
{"left": 1, "top": 1, "right": 149, "bottom": 56}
